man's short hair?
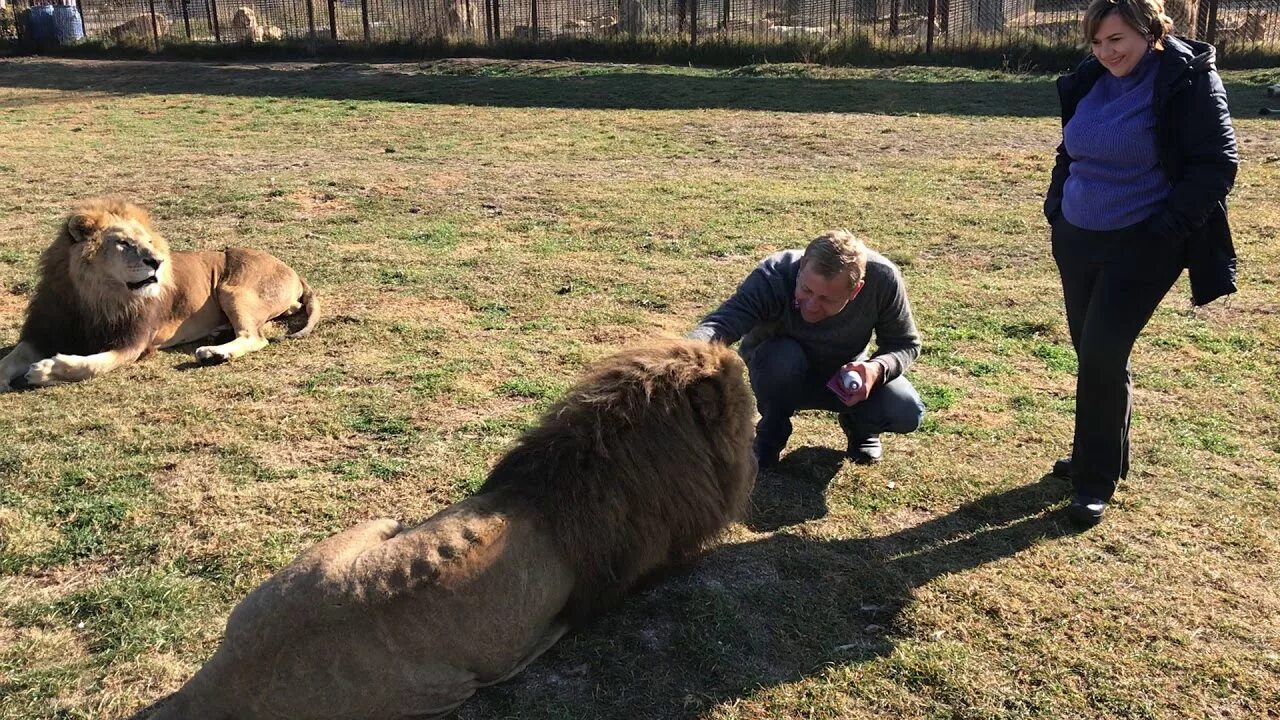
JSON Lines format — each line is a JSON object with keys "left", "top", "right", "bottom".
{"left": 800, "top": 230, "right": 868, "bottom": 290}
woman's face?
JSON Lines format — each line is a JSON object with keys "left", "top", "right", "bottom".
{"left": 1092, "top": 12, "right": 1151, "bottom": 77}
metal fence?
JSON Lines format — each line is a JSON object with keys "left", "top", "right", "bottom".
{"left": 15, "top": 0, "right": 1280, "bottom": 55}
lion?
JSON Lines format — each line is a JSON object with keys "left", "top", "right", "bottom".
{"left": 0, "top": 198, "right": 318, "bottom": 392}
{"left": 228, "top": 6, "right": 283, "bottom": 43}
{"left": 107, "top": 13, "right": 171, "bottom": 42}
{"left": 138, "top": 339, "right": 757, "bottom": 720}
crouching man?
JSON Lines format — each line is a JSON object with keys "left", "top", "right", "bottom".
{"left": 690, "top": 230, "right": 925, "bottom": 466}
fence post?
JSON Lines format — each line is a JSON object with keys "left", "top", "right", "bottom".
{"left": 690, "top": 0, "right": 697, "bottom": 44}
{"left": 181, "top": 0, "right": 191, "bottom": 38}
{"left": 1202, "top": 0, "right": 1219, "bottom": 45}
{"left": 531, "top": 0, "right": 537, "bottom": 33}
{"left": 889, "top": 0, "right": 899, "bottom": 35}
{"left": 492, "top": 0, "right": 500, "bottom": 39}
{"left": 327, "top": 0, "right": 336, "bottom": 39}
{"left": 74, "top": 0, "right": 86, "bottom": 36}
{"left": 305, "top": 0, "right": 316, "bottom": 38}
{"left": 360, "top": 0, "right": 370, "bottom": 42}
{"left": 721, "top": 0, "right": 728, "bottom": 32}
{"left": 148, "top": 0, "right": 160, "bottom": 48}
{"left": 209, "top": 0, "right": 221, "bottom": 42}
{"left": 926, "top": 0, "right": 936, "bottom": 53}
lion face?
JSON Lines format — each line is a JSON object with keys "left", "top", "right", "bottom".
{"left": 65, "top": 201, "right": 172, "bottom": 300}
{"left": 231, "top": 7, "right": 257, "bottom": 28}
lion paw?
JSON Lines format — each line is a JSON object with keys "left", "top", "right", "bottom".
{"left": 24, "top": 357, "right": 63, "bottom": 386}
{"left": 195, "top": 347, "right": 230, "bottom": 365}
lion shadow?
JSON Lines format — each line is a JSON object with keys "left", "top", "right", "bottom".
{"left": 457, "top": 473, "right": 1075, "bottom": 720}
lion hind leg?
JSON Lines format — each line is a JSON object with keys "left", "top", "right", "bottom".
{"left": 283, "top": 277, "right": 320, "bottom": 339}
{"left": 195, "top": 287, "right": 274, "bottom": 365}
{"left": 477, "top": 621, "right": 571, "bottom": 688}
{"left": 1, "top": 341, "right": 45, "bottom": 391}
{"left": 194, "top": 333, "right": 268, "bottom": 365}
{"left": 299, "top": 518, "right": 404, "bottom": 568}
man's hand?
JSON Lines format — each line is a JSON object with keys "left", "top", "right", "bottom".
{"left": 838, "top": 360, "right": 884, "bottom": 406}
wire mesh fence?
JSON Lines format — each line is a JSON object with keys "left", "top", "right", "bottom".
{"left": 9, "top": 0, "right": 1280, "bottom": 56}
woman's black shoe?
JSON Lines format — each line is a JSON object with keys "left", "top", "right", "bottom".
{"left": 1066, "top": 494, "right": 1106, "bottom": 528}
{"left": 1052, "top": 457, "right": 1072, "bottom": 478}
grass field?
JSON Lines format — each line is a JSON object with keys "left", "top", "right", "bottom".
{"left": 0, "top": 56, "right": 1278, "bottom": 720}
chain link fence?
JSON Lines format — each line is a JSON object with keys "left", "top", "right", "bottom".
{"left": 8, "top": 0, "right": 1280, "bottom": 57}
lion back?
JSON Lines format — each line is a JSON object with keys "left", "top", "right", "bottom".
{"left": 176, "top": 498, "right": 575, "bottom": 719}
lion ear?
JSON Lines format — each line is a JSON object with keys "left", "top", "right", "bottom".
{"left": 66, "top": 209, "right": 106, "bottom": 244}
{"left": 689, "top": 379, "right": 722, "bottom": 425}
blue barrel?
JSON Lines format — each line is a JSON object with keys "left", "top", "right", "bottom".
{"left": 26, "top": 4, "right": 56, "bottom": 45}
{"left": 52, "top": 3, "right": 85, "bottom": 43}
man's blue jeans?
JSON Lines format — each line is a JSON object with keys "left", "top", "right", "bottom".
{"left": 747, "top": 337, "right": 926, "bottom": 461}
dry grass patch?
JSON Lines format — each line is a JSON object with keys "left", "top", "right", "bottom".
{"left": 0, "top": 56, "right": 1277, "bottom": 720}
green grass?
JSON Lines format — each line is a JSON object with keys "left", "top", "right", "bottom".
{"left": 1, "top": 56, "right": 1278, "bottom": 720}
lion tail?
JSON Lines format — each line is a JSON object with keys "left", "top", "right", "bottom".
{"left": 288, "top": 277, "right": 321, "bottom": 339}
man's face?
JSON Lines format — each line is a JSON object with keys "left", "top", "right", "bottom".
{"left": 794, "top": 264, "right": 863, "bottom": 323}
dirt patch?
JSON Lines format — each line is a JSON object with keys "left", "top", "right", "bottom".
{"left": 288, "top": 189, "right": 354, "bottom": 218}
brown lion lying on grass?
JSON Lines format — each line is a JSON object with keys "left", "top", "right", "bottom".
{"left": 139, "top": 339, "right": 757, "bottom": 720}
{"left": 0, "top": 198, "right": 318, "bottom": 391}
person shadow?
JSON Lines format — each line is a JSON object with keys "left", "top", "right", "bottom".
{"left": 745, "top": 445, "right": 846, "bottom": 532}
{"left": 457, "top": 466, "right": 1076, "bottom": 719}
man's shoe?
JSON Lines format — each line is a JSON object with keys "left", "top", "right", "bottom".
{"left": 753, "top": 441, "right": 781, "bottom": 471}
{"left": 847, "top": 434, "right": 882, "bottom": 465}
{"left": 1065, "top": 494, "right": 1106, "bottom": 528}
{"left": 755, "top": 452, "right": 780, "bottom": 471}
{"left": 838, "top": 414, "right": 882, "bottom": 465}
{"left": 1052, "top": 456, "right": 1072, "bottom": 479}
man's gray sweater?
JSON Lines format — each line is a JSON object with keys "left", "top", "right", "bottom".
{"left": 689, "top": 249, "right": 922, "bottom": 382}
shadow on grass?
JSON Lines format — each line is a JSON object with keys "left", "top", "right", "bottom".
{"left": 4, "top": 57, "right": 1268, "bottom": 118}
{"left": 746, "top": 445, "right": 846, "bottom": 532}
{"left": 457, "top": 473, "right": 1075, "bottom": 720}
{"left": 0, "top": 57, "right": 1062, "bottom": 117}
{"left": 118, "top": 469, "right": 1074, "bottom": 720}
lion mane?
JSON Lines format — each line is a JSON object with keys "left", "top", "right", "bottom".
{"left": 21, "top": 199, "right": 168, "bottom": 357}
{"left": 139, "top": 339, "right": 757, "bottom": 720}
{"left": 479, "top": 338, "right": 759, "bottom": 620}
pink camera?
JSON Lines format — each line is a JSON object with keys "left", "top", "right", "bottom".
{"left": 826, "top": 367, "right": 863, "bottom": 404}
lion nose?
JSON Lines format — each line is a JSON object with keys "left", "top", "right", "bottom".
{"left": 143, "top": 257, "right": 161, "bottom": 270}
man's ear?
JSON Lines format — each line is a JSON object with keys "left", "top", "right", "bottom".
{"left": 66, "top": 209, "right": 106, "bottom": 244}
{"left": 849, "top": 279, "right": 866, "bottom": 301}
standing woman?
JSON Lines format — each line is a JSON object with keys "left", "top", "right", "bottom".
{"left": 1044, "top": 0, "right": 1238, "bottom": 527}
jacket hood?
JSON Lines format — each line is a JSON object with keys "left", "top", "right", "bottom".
{"left": 1162, "top": 35, "right": 1217, "bottom": 74}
